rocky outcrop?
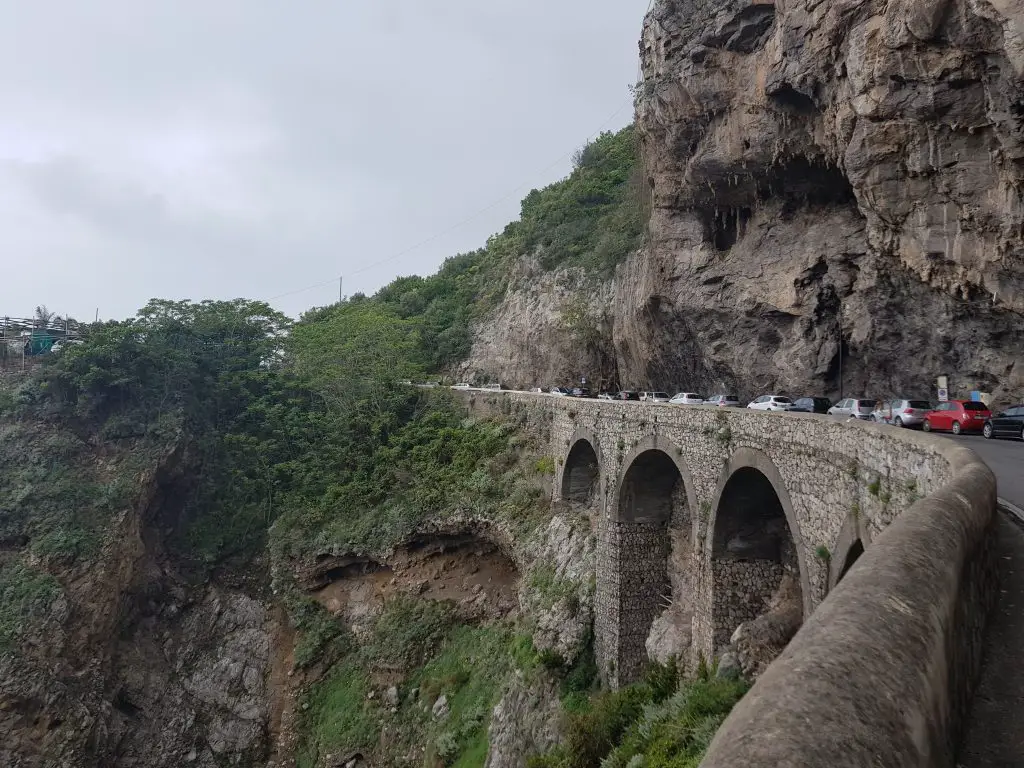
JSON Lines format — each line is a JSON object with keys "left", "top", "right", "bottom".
{"left": 484, "top": 676, "right": 561, "bottom": 768}
{"left": 523, "top": 512, "right": 596, "bottom": 667}
{"left": 0, "top": 445, "right": 274, "bottom": 768}
{"left": 465, "top": 0, "right": 1024, "bottom": 403}
{"left": 459, "top": 259, "right": 617, "bottom": 391}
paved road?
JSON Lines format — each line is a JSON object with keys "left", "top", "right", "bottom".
{"left": 937, "top": 433, "right": 1024, "bottom": 510}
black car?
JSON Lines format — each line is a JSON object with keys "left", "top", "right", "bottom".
{"left": 570, "top": 388, "right": 593, "bottom": 398}
{"left": 791, "top": 396, "right": 832, "bottom": 414}
{"left": 983, "top": 404, "right": 1024, "bottom": 440}
{"left": 616, "top": 391, "right": 641, "bottom": 401}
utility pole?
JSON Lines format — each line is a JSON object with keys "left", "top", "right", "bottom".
{"left": 838, "top": 303, "right": 844, "bottom": 401}
{"left": 339, "top": 275, "right": 343, "bottom": 304}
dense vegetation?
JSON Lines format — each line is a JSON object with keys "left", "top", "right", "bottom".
{"left": 363, "top": 124, "right": 644, "bottom": 372}
{"left": 530, "top": 660, "right": 749, "bottom": 768}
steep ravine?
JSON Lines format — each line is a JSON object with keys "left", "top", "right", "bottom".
{"left": 463, "top": 0, "right": 1024, "bottom": 402}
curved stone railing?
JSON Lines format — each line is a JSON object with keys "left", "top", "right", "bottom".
{"left": 700, "top": 440, "right": 997, "bottom": 768}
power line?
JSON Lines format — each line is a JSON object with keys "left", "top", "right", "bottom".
{"left": 266, "top": 99, "right": 634, "bottom": 303}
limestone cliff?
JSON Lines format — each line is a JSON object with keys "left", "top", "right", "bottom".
{"left": 464, "top": 0, "right": 1024, "bottom": 402}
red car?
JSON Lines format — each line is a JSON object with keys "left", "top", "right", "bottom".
{"left": 923, "top": 400, "right": 992, "bottom": 435}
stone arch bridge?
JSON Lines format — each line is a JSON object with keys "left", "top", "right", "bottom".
{"left": 464, "top": 391, "right": 998, "bottom": 765}
{"left": 466, "top": 392, "right": 963, "bottom": 686}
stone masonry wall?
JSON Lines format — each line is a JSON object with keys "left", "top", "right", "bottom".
{"left": 710, "top": 560, "right": 784, "bottom": 649}
{"left": 596, "top": 520, "right": 670, "bottom": 687}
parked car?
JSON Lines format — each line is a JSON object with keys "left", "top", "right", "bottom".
{"left": 530, "top": 387, "right": 544, "bottom": 393}
{"left": 871, "top": 399, "right": 933, "bottom": 428}
{"left": 484, "top": 383, "right": 504, "bottom": 391}
{"left": 616, "top": 391, "right": 641, "bottom": 401}
{"left": 923, "top": 400, "right": 992, "bottom": 435}
{"left": 597, "top": 392, "right": 616, "bottom": 400}
{"left": 49, "top": 339, "right": 84, "bottom": 354}
{"left": 828, "top": 398, "right": 876, "bottom": 420}
{"left": 569, "top": 388, "right": 592, "bottom": 398}
{"left": 669, "top": 393, "right": 705, "bottom": 405}
{"left": 549, "top": 387, "right": 571, "bottom": 397}
{"left": 642, "top": 391, "right": 672, "bottom": 403}
{"left": 790, "top": 396, "right": 832, "bottom": 414}
{"left": 747, "top": 395, "right": 794, "bottom": 411}
{"left": 705, "top": 394, "right": 741, "bottom": 408}
{"left": 983, "top": 404, "right": 1024, "bottom": 440}
{"left": 452, "top": 382, "right": 472, "bottom": 390}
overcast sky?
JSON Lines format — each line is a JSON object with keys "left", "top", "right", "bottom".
{"left": 0, "top": 1, "right": 649, "bottom": 321}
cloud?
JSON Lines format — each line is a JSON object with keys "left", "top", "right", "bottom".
{"left": 0, "top": 0, "right": 648, "bottom": 320}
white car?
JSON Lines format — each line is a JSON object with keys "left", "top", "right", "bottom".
{"left": 828, "top": 398, "right": 876, "bottom": 420}
{"left": 669, "top": 393, "right": 705, "bottom": 406}
{"left": 452, "top": 382, "right": 472, "bottom": 390}
{"left": 642, "top": 391, "right": 672, "bottom": 404}
{"left": 50, "top": 339, "right": 84, "bottom": 354}
{"left": 549, "top": 387, "right": 570, "bottom": 397}
{"left": 747, "top": 395, "right": 794, "bottom": 411}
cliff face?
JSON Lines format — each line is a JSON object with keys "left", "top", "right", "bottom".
{"left": 466, "top": 0, "right": 1024, "bottom": 401}
{"left": 0, "top": 436, "right": 275, "bottom": 768}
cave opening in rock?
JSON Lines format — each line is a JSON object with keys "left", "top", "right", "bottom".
{"left": 710, "top": 467, "right": 803, "bottom": 651}
{"left": 769, "top": 83, "right": 817, "bottom": 115}
{"left": 708, "top": 206, "right": 752, "bottom": 251}
{"left": 837, "top": 539, "right": 865, "bottom": 584}
{"left": 761, "top": 158, "right": 856, "bottom": 208}
{"left": 613, "top": 449, "right": 688, "bottom": 684}
{"left": 562, "top": 439, "right": 600, "bottom": 503}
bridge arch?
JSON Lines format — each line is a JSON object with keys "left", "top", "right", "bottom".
{"left": 599, "top": 436, "right": 697, "bottom": 685}
{"left": 830, "top": 511, "right": 870, "bottom": 590}
{"left": 559, "top": 430, "right": 602, "bottom": 504}
{"left": 706, "top": 448, "right": 811, "bottom": 656}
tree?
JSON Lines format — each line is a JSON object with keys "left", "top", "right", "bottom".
{"left": 289, "top": 301, "right": 421, "bottom": 421}
{"left": 33, "top": 306, "right": 55, "bottom": 328}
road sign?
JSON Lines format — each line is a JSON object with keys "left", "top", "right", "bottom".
{"left": 937, "top": 388, "right": 949, "bottom": 402}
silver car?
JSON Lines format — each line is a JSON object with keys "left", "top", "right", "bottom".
{"left": 829, "top": 398, "right": 876, "bottom": 420}
{"left": 872, "top": 399, "right": 933, "bottom": 428}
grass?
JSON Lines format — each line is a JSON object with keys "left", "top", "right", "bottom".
{"left": 529, "top": 661, "right": 748, "bottom": 768}
{"left": 296, "top": 600, "right": 528, "bottom": 768}
{"left": 296, "top": 661, "right": 379, "bottom": 764}
{"left": 528, "top": 564, "right": 581, "bottom": 612}
{"left": 0, "top": 560, "right": 62, "bottom": 652}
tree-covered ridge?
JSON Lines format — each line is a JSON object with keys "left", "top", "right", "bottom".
{"left": 364, "top": 124, "right": 643, "bottom": 373}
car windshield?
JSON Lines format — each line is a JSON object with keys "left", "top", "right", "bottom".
{"left": 654, "top": 392, "right": 669, "bottom": 398}
{"left": 907, "top": 401, "right": 931, "bottom": 409}
{"left": 773, "top": 397, "right": 792, "bottom": 403}
{"left": 963, "top": 402, "right": 988, "bottom": 411}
